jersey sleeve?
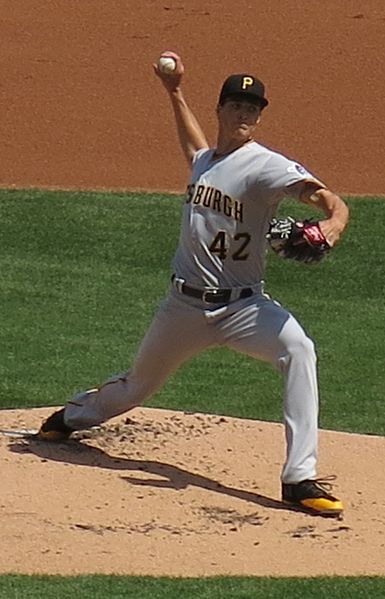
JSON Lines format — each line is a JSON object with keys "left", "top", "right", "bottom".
{"left": 261, "top": 153, "right": 325, "bottom": 199}
{"left": 192, "top": 148, "right": 210, "bottom": 165}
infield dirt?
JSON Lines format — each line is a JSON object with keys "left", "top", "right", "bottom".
{"left": 1, "top": 406, "right": 385, "bottom": 577}
{"left": 0, "top": 1, "right": 384, "bottom": 195}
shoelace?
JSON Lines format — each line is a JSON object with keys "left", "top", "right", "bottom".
{"left": 312, "top": 475, "right": 338, "bottom": 493}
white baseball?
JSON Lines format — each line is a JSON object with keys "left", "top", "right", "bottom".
{"left": 158, "top": 56, "right": 177, "bottom": 74}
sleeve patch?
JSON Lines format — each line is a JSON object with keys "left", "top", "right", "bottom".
{"left": 287, "top": 163, "right": 309, "bottom": 177}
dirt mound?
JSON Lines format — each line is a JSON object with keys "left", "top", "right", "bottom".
{"left": 1, "top": 406, "right": 384, "bottom": 576}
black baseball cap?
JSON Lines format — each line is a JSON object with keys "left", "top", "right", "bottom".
{"left": 218, "top": 74, "right": 268, "bottom": 108}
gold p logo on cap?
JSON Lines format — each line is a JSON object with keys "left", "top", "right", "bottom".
{"left": 241, "top": 76, "right": 254, "bottom": 89}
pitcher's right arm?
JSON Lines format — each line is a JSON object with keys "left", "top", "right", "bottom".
{"left": 154, "top": 51, "right": 209, "bottom": 164}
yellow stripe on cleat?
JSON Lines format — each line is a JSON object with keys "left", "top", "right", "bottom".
{"left": 301, "top": 497, "right": 344, "bottom": 514}
{"left": 38, "top": 429, "right": 70, "bottom": 442}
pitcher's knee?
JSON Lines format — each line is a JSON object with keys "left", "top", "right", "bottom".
{"left": 289, "top": 334, "right": 317, "bottom": 363}
{"left": 280, "top": 327, "right": 317, "bottom": 366}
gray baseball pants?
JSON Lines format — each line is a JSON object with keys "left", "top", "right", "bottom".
{"left": 64, "top": 285, "right": 319, "bottom": 484}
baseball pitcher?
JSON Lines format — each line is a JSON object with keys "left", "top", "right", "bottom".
{"left": 39, "top": 51, "right": 349, "bottom": 516}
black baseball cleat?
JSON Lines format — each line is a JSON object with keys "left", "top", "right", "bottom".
{"left": 38, "top": 408, "right": 74, "bottom": 442}
{"left": 282, "top": 477, "right": 344, "bottom": 516}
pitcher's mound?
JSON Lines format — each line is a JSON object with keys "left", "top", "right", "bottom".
{"left": 1, "top": 406, "right": 384, "bottom": 576}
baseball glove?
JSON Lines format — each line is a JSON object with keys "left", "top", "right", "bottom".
{"left": 266, "top": 217, "right": 331, "bottom": 264}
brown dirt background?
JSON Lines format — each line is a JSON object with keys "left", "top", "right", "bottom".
{"left": 0, "top": 0, "right": 385, "bottom": 578}
{"left": 0, "top": 0, "right": 385, "bottom": 195}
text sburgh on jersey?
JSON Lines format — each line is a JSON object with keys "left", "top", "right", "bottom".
{"left": 185, "top": 184, "right": 244, "bottom": 223}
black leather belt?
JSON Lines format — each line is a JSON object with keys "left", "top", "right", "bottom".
{"left": 172, "top": 275, "right": 254, "bottom": 304}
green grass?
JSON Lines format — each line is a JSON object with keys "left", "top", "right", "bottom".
{"left": 0, "top": 189, "right": 384, "bottom": 435}
{"left": 0, "top": 189, "right": 175, "bottom": 407}
{"left": 1, "top": 575, "right": 385, "bottom": 599}
{"left": 1, "top": 189, "right": 384, "bottom": 595}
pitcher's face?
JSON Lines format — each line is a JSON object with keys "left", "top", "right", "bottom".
{"left": 217, "top": 99, "right": 261, "bottom": 143}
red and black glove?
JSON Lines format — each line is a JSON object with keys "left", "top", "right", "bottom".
{"left": 266, "top": 217, "right": 331, "bottom": 264}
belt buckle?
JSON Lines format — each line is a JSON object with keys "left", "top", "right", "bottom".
{"left": 202, "top": 289, "right": 213, "bottom": 303}
{"left": 202, "top": 288, "right": 225, "bottom": 303}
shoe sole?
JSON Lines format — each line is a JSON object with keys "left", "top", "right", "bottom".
{"left": 38, "top": 429, "right": 72, "bottom": 442}
{"left": 282, "top": 499, "right": 344, "bottom": 517}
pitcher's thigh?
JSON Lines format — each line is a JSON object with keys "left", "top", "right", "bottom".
{"left": 223, "top": 298, "right": 315, "bottom": 365}
{"left": 132, "top": 295, "right": 216, "bottom": 379}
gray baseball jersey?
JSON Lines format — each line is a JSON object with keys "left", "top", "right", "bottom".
{"left": 173, "top": 141, "right": 323, "bottom": 287}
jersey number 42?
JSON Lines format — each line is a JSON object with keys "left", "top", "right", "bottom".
{"left": 209, "top": 231, "right": 250, "bottom": 261}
